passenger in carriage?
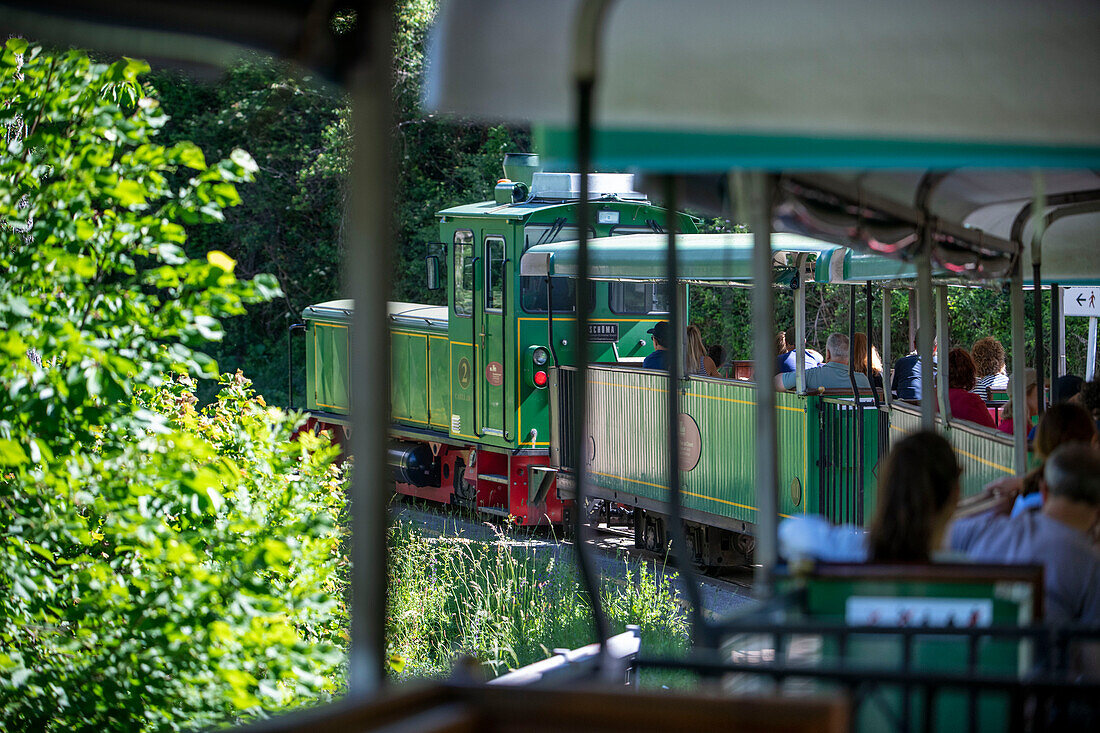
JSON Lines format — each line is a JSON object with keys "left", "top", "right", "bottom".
{"left": 970, "top": 336, "right": 1010, "bottom": 400}
{"left": 946, "top": 348, "right": 997, "bottom": 429}
{"left": 1078, "top": 377, "right": 1100, "bottom": 435}
{"left": 950, "top": 443, "right": 1100, "bottom": 624}
{"left": 774, "top": 333, "right": 870, "bottom": 393}
{"left": 774, "top": 330, "right": 822, "bottom": 374}
{"left": 890, "top": 329, "right": 933, "bottom": 401}
{"left": 686, "top": 325, "right": 721, "bottom": 377}
{"left": 642, "top": 321, "right": 670, "bottom": 370}
{"left": 778, "top": 431, "right": 961, "bottom": 563}
{"left": 851, "top": 332, "right": 884, "bottom": 389}
{"left": 997, "top": 368, "right": 1038, "bottom": 437}
{"left": 867, "top": 432, "right": 961, "bottom": 562}
{"left": 1052, "top": 374, "right": 1084, "bottom": 405}
{"left": 1000, "top": 403, "right": 1100, "bottom": 518}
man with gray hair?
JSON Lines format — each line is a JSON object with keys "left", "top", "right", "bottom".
{"left": 774, "top": 333, "right": 871, "bottom": 393}
{"left": 950, "top": 442, "right": 1100, "bottom": 623}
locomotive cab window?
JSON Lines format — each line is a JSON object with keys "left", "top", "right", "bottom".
{"left": 520, "top": 224, "right": 595, "bottom": 314}
{"left": 609, "top": 282, "right": 669, "bottom": 315}
{"left": 453, "top": 230, "right": 474, "bottom": 317}
{"left": 485, "top": 236, "right": 505, "bottom": 311}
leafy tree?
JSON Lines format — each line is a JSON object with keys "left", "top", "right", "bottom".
{"left": 0, "top": 41, "right": 345, "bottom": 730}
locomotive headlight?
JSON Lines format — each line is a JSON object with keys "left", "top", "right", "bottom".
{"left": 532, "top": 347, "right": 549, "bottom": 366}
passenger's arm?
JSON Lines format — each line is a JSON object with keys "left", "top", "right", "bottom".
{"left": 704, "top": 356, "right": 721, "bottom": 378}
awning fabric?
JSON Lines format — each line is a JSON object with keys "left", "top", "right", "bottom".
{"left": 425, "top": 0, "right": 1100, "bottom": 282}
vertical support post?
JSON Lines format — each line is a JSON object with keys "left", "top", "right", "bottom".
{"left": 1010, "top": 270, "right": 1028, "bottom": 475}
{"left": 1033, "top": 273, "right": 1045, "bottom": 416}
{"left": 1051, "top": 283, "right": 1062, "bottom": 380}
{"left": 917, "top": 244, "right": 936, "bottom": 430}
{"left": 866, "top": 282, "right": 880, "bottom": 407}
{"left": 795, "top": 255, "right": 807, "bottom": 393}
{"left": 663, "top": 176, "right": 706, "bottom": 645}
{"left": 1059, "top": 287, "right": 1068, "bottom": 378}
{"left": 568, "top": 0, "right": 616, "bottom": 657}
{"left": 571, "top": 76, "right": 612, "bottom": 650}
{"left": 1088, "top": 317, "right": 1098, "bottom": 382}
{"left": 736, "top": 171, "right": 779, "bottom": 592}
{"left": 346, "top": 0, "right": 394, "bottom": 696}
{"left": 936, "top": 285, "right": 951, "bottom": 422}
{"left": 882, "top": 288, "right": 893, "bottom": 408}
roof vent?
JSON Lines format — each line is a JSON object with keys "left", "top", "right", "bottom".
{"left": 529, "top": 172, "right": 647, "bottom": 202}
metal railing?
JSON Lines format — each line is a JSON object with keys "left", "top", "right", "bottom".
{"left": 550, "top": 366, "right": 579, "bottom": 473}
{"left": 817, "top": 398, "right": 878, "bottom": 525}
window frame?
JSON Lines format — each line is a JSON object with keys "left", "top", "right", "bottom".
{"left": 452, "top": 229, "right": 475, "bottom": 318}
{"left": 484, "top": 235, "right": 506, "bottom": 313}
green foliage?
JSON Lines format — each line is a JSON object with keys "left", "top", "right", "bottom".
{"left": 144, "top": 0, "right": 529, "bottom": 405}
{"left": 386, "top": 520, "right": 687, "bottom": 680}
{"left": 0, "top": 42, "right": 346, "bottom": 730}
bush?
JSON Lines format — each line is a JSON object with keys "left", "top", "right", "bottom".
{"left": 0, "top": 41, "right": 346, "bottom": 730}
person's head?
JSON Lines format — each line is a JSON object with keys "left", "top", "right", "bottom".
{"left": 970, "top": 337, "right": 1006, "bottom": 379}
{"left": 910, "top": 325, "right": 935, "bottom": 355}
{"left": 1052, "top": 374, "right": 1084, "bottom": 405}
{"left": 947, "top": 348, "right": 978, "bottom": 391}
{"left": 851, "top": 333, "right": 882, "bottom": 375}
{"left": 647, "top": 321, "right": 670, "bottom": 350}
{"left": 825, "top": 333, "right": 850, "bottom": 365}
{"left": 776, "top": 331, "right": 789, "bottom": 355}
{"left": 867, "top": 432, "right": 961, "bottom": 563}
{"left": 1078, "top": 378, "right": 1100, "bottom": 420}
{"left": 1041, "top": 443, "right": 1100, "bottom": 529}
{"left": 686, "top": 325, "right": 706, "bottom": 364}
{"left": 1004, "top": 368, "right": 1038, "bottom": 418}
{"left": 1034, "top": 403, "right": 1099, "bottom": 461}
{"left": 708, "top": 344, "right": 725, "bottom": 367}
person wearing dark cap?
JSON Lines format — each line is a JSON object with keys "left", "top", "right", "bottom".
{"left": 1053, "top": 374, "right": 1085, "bottom": 405}
{"left": 642, "top": 321, "right": 670, "bottom": 370}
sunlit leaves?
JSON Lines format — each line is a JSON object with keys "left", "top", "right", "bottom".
{"left": 0, "top": 43, "right": 341, "bottom": 731}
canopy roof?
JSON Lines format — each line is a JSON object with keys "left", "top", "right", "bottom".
{"left": 518, "top": 233, "right": 924, "bottom": 284}
{"left": 426, "top": 0, "right": 1100, "bottom": 282}
{"left": 426, "top": 0, "right": 1100, "bottom": 169}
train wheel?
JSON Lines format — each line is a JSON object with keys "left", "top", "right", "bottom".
{"left": 452, "top": 458, "right": 475, "bottom": 510}
{"left": 643, "top": 516, "right": 664, "bottom": 554}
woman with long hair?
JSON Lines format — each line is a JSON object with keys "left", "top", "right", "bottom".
{"left": 970, "top": 336, "right": 1009, "bottom": 399}
{"left": 851, "top": 332, "right": 883, "bottom": 388}
{"left": 867, "top": 432, "right": 962, "bottom": 562}
{"left": 686, "top": 325, "right": 721, "bottom": 377}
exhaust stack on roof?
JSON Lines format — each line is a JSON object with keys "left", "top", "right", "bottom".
{"left": 502, "top": 153, "right": 540, "bottom": 187}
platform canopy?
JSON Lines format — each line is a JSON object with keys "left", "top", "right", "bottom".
{"left": 425, "top": 0, "right": 1100, "bottom": 281}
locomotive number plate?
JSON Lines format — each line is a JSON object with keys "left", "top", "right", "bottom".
{"left": 458, "top": 357, "right": 471, "bottom": 389}
{"left": 587, "top": 323, "right": 619, "bottom": 343}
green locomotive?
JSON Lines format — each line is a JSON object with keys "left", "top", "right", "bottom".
{"left": 298, "top": 154, "right": 698, "bottom": 525}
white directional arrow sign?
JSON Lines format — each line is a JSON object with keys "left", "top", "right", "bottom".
{"left": 1064, "top": 287, "right": 1100, "bottom": 318}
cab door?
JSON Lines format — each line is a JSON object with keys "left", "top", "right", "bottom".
{"left": 479, "top": 230, "right": 509, "bottom": 440}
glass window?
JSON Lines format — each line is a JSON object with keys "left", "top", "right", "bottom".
{"left": 485, "top": 237, "right": 505, "bottom": 311}
{"left": 609, "top": 282, "right": 669, "bottom": 315}
{"left": 520, "top": 223, "right": 595, "bottom": 314}
{"left": 453, "top": 230, "right": 474, "bottom": 317}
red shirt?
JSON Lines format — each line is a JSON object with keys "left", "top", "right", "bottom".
{"left": 949, "top": 388, "right": 997, "bottom": 429}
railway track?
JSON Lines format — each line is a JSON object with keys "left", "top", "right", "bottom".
{"left": 392, "top": 500, "right": 756, "bottom": 619}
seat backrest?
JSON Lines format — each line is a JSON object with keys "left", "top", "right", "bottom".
{"left": 772, "top": 562, "right": 1042, "bottom": 732}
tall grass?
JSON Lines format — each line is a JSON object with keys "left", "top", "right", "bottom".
{"left": 386, "top": 519, "right": 689, "bottom": 680}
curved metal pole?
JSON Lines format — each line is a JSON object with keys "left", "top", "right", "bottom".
{"left": 663, "top": 175, "right": 707, "bottom": 647}
{"left": 570, "top": 0, "right": 615, "bottom": 656}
